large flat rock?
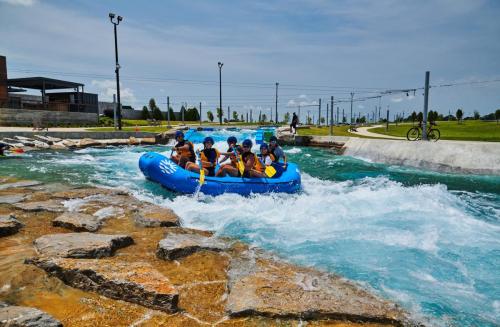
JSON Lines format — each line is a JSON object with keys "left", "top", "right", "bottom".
{"left": 157, "top": 229, "right": 231, "bottom": 260}
{"left": 133, "top": 203, "right": 180, "bottom": 227}
{"left": 0, "top": 180, "right": 42, "bottom": 191}
{"left": 52, "top": 187, "right": 127, "bottom": 200}
{"left": 0, "top": 215, "right": 24, "bottom": 237}
{"left": 13, "top": 200, "right": 64, "bottom": 213}
{"left": 0, "top": 194, "right": 26, "bottom": 204}
{"left": 34, "top": 232, "right": 133, "bottom": 258}
{"left": 0, "top": 304, "right": 62, "bottom": 327}
{"left": 28, "top": 258, "right": 178, "bottom": 313}
{"left": 52, "top": 212, "right": 102, "bottom": 232}
{"left": 226, "top": 251, "right": 409, "bottom": 325}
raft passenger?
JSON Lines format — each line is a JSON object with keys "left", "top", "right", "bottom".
{"left": 268, "top": 136, "right": 287, "bottom": 166}
{"left": 0, "top": 142, "right": 10, "bottom": 156}
{"left": 171, "top": 131, "right": 196, "bottom": 168}
{"left": 216, "top": 139, "right": 262, "bottom": 178}
{"left": 186, "top": 137, "right": 219, "bottom": 176}
{"left": 252, "top": 143, "right": 275, "bottom": 178}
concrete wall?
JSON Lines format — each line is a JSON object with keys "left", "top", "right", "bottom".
{"left": 0, "top": 108, "right": 98, "bottom": 126}
{"left": 342, "top": 138, "right": 500, "bottom": 175}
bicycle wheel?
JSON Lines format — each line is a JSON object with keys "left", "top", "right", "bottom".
{"left": 428, "top": 129, "right": 440, "bottom": 142}
{"left": 406, "top": 127, "right": 420, "bottom": 141}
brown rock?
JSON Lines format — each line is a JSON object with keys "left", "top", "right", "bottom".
{"left": 0, "top": 215, "right": 24, "bottom": 237}
{"left": 27, "top": 258, "right": 179, "bottom": 313}
{"left": 52, "top": 187, "right": 127, "bottom": 200}
{"left": 0, "top": 180, "right": 42, "bottom": 191}
{"left": 13, "top": 200, "right": 64, "bottom": 212}
{"left": 157, "top": 230, "right": 231, "bottom": 260}
{"left": 129, "top": 136, "right": 140, "bottom": 145}
{"left": 0, "top": 303, "right": 62, "bottom": 327}
{"left": 52, "top": 212, "right": 102, "bottom": 232}
{"left": 0, "top": 194, "right": 26, "bottom": 204}
{"left": 140, "top": 137, "right": 157, "bottom": 145}
{"left": 133, "top": 203, "right": 180, "bottom": 227}
{"left": 78, "top": 138, "right": 102, "bottom": 148}
{"left": 226, "top": 251, "right": 409, "bottom": 325}
{"left": 33, "top": 232, "right": 133, "bottom": 258}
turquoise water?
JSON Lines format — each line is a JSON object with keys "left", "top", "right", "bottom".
{"left": 1, "top": 134, "right": 499, "bottom": 326}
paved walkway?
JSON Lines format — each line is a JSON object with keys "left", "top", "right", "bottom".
{"left": 0, "top": 127, "right": 89, "bottom": 132}
{"left": 350, "top": 125, "right": 406, "bottom": 140}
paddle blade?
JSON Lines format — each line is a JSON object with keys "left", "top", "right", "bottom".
{"left": 265, "top": 165, "right": 277, "bottom": 178}
{"left": 238, "top": 156, "right": 245, "bottom": 175}
{"left": 12, "top": 148, "right": 24, "bottom": 153}
{"left": 199, "top": 169, "right": 205, "bottom": 185}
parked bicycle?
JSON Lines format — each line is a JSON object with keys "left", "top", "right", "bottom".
{"left": 406, "top": 121, "right": 440, "bottom": 141}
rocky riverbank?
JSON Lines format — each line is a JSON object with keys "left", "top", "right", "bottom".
{"left": 0, "top": 177, "right": 419, "bottom": 326}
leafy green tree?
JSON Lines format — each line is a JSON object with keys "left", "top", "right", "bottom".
{"left": 496, "top": 109, "right": 500, "bottom": 124}
{"left": 207, "top": 110, "right": 214, "bottom": 122}
{"left": 342, "top": 115, "right": 346, "bottom": 123}
{"left": 141, "top": 106, "right": 150, "bottom": 120}
{"left": 473, "top": 110, "right": 480, "bottom": 120}
{"left": 166, "top": 107, "right": 175, "bottom": 121}
{"left": 320, "top": 117, "right": 325, "bottom": 124}
{"left": 232, "top": 111, "right": 238, "bottom": 121}
{"left": 185, "top": 107, "right": 200, "bottom": 121}
{"left": 258, "top": 111, "right": 262, "bottom": 122}
{"left": 411, "top": 111, "right": 417, "bottom": 124}
{"left": 456, "top": 109, "right": 463, "bottom": 124}
{"left": 360, "top": 116, "right": 366, "bottom": 124}
{"left": 240, "top": 114, "right": 244, "bottom": 121}
{"left": 417, "top": 112, "right": 423, "bottom": 122}
{"left": 180, "top": 105, "right": 187, "bottom": 121}
{"left": 216, "top": 108, "right": 223, "bottom": 122}
{"left": 148, "top": 98, "right": 163, "bottom": 121}
{"left": 283, "top": 112, "right": 290, "bottom": 124}
{"left": 261, "top": 114, "right": 267, "bottom": 122}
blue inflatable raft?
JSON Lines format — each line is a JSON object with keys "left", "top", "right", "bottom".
{"left": 139, "top": 152, "right": 301, "bottom": 196}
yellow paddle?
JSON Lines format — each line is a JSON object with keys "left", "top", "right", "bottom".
{"left": 232, "top": 148, "right": 245, "bottom": 175}
{"left": 197, "top": 151, "right": 205, "bottom": 185}
{"left": 264, "top": 165, "right": 277, "bottom": 178}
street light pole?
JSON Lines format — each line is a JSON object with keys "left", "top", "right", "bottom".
{"left": 350, "top": 92, "right": 354, "bottom": 125}
{"left": 275, "top": 82, "right": 279, "bottom": 124}
{"left": 109, "top": 13, "right": 123, "bottom": 130}
{"left": 218, "top": 62, "right": 223, "bottom": 125}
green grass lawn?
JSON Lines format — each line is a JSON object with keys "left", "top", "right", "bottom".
{"left": 369, "top": 120, "right": 500, "bottom": 142}
{"left": 297, "top": 125, "right": 372, "bottom": 138}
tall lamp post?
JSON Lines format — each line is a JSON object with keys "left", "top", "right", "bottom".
{"left": 218, "top": 62, "right": 223, "bottom": 125}
{"left": 109, "top": 13, "right": 123, "bottom": 130}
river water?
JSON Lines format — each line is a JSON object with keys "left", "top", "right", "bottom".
{"left": 1, "top": 130, "right": 499, "bottom": 327}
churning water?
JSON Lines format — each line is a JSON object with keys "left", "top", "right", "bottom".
{"left": 1, "top": 131, "right": 499, "bottom": 326}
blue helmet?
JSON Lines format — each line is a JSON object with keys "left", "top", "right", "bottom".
{"left": 242, "top": 139, "right": 253, "bottom": 148}
{"left": 203, "top": 136, "right": 214, "bottom": 145}
{"left": 269, "top": 136, "right": 278, "bottom": 143}
{"left": 227, "top": 136, "right": 237, "bottom": 144}
{"left": 175, "top": 131, "right": 184, "bottom": 139}
{"left": 260, "top": 143, "right": 269, "bottom": 150}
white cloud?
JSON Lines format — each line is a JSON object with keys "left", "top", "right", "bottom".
{"left": 391, "top": 97, "right": 403, "bottom": 103}
{"left": 357, "top": 104, "right": 365, "bottom": 109}
{"left": 1, "top": 0, "right": 36, "bottom": 6}
{"left": 91, "top": 79, "right": 136, "bottom": 105}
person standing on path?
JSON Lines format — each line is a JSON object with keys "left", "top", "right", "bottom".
{"left": 290, "top": 112, "right": 298, "bottom": 134}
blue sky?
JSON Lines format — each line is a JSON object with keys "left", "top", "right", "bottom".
{"left": 1, "top": 0, "right": 499, "bottom": 121}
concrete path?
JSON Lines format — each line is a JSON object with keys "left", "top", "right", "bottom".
{"left": 0, "top": 126, "right": 89, "bottom": 132}
{"left": 350, "top": 125, "right": 405, "bottom": 140}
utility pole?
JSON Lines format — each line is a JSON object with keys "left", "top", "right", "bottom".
{"left": 228, "top": 106, "right": 230, "bottom": 123}
{"left": 330, "top": 96, "right": 334, "bottom": 135}
{"left": 218, "top": 62, "right": 223, "bottom": 125}
{"left": 298, "top": 105, "right": 301, "bottom": 123}
{"left": 318, "top": 98, "right": 321, "bottom": 126}
{"left": 113, "top": 94, "right": 117, "bottom": 130}
{"left": 199, "top": 102, "right": 202, "bottom": 125}
{"left": 350, "top": 92, "right": 354, "bottom": 124}
{"left": 326, "top": 103, "right": 329, "bottom": 127}
{"left": 275, "top": 82, "right": 279, "bottom": 124}
{"left": 109, "top": 13, "right": 123, "bottom": 130}
{"left": 422, "top": 71, "right": 430, "bottom": 140}
{"left": 250, "top": 109, "right": 253, "bottom": 123}
{"left": 246, "top": 112, "right": 248, "bottom": 123}
{"left": 337, "top": 107, "right": 339, "bottom": 125}
{"left": 342, "top": 108, "right": 345, "bottom": 123}
{"left": 167, "top": 96, "right": 171, "bottom": 128}
{"left": 182, "top": 102, "right": 185, "bottom": 124}
{"left": 386, "top": 106, "right": 389, "bottom": 131}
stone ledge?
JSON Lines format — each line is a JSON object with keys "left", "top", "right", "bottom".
{"left": 157, "top": 229, "right": 231, "bottom": 260}
{"left": 0, "top": 215, "right": 24, "bottom": 237}
{"left": 0, "top": 303, "right": 62, "bottom": 327}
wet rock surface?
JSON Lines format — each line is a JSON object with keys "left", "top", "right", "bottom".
{"left": 28, "top": 258, "right": 179, "bottom": 313}
{"left": 52, "top": 187, "right": 127, "bottom": 200}
{"left": 0, "top": 194, "right": 26, "bottom": 204}
{"left": 133, "top": 203, "right": 180, "bottom": 227}
{"left": 13, "top": 200, "right": 65, "bottom": 213}
{"left": 33, "top": 233, "right": 133, "bottom": 258}
{"left": 226, "top": 250, "right": 408, "bottom": 324}
{"left": 0, "top": 303, "right": 62, "bottom": 327}
{"left": 52, "top": 212, "right": 102, "bottom": 232}
{"left": 157, "top": 228, "right": 232, "bottom": 260}
{"left": 0, "top": 215, "right": 24, "bottom": 237}
{"left": 0, "top": 181, "right": 42, "bottom": 191}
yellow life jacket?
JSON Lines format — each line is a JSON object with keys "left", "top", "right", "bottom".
{"left": 200, "top": 148, "right": 220, "bottom": 168}
{"left": 176, "top": 140, "right": 196, "bottom": 161}
{"left": 254, "top": 153, "right": 275, "bottom": 172}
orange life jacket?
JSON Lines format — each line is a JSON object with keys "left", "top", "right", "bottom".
{"left": 175, "top": 140, "right": 196, "bottom": 162}
{"left": 254, "top": 153, "right": 275, "bottom": 172}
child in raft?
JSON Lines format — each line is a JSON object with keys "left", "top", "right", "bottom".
{"left": 186, "top": 137, "right": 219, "bottom": 176}
{"left": 216, "top": 139, "right": 274, "bottom": 178}
{"left": 171, "top": 131, "right": 196, "bottom": 169}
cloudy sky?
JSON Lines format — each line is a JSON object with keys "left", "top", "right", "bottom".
{"left": 1, "top": 0, "right": 499, "bottom": 121}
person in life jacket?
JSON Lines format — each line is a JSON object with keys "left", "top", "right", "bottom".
{"left": 215, "top": 136, "right": 240, "bottom": 176}
{"left": 268, "top": 135, "right": 287, "bottom": 166}
{"left": 0, "top": 142, "right": 11, "bottom": 156}
{"left": 186, "top": 137, "right": 220, "bottom": 176}
{"left": 252, "top": 143, "right": 276, "bottom": 177}
{"left": 171, "top": 131, "right": 196, "bottom": 168}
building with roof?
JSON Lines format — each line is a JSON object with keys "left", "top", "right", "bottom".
{"left": 0, "top": 55, "right": 99, "bottom": 127}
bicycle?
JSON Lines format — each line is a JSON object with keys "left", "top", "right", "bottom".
{"left": 406, "top": 122, "right": 440, "bottom": 141}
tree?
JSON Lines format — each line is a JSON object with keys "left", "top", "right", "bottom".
{"left": 141, "top": 106, "right": 150, "bottom": 120}
{"left": 149, "top": 98, "right": 163, "bottom": 121}
{"left": 283, "top": 112, "right": 290, "bottom": 124}
{"left": 180, "top": 105, "right": 187, "bottom": 121}
{"left": 456, "top": 109, "right": 463, "bottom": 124}
{"left": 216, "top": 108, "right": 223, "bottom": 121}
{"left": 232, "top": 111, "right": 238, "bottom": 121}
{"left": 261, "top": 114, "right": 267, "bottom": 122}
{"left": 166, "top": 107, "right": 175, "bottom": 121}
{"left": 320, "top": 117, "right": 325, "bottom": 124}
{"left": 258, "top": 111, "right": 262, "bottom": 122}
{"left": 186, "top": 107, "right": 200, "bottom": 121}
{"left": 473, "top": 110, "right": 480, "bottom": 120}
{"left": 240, "top": 114, "right": 244, "bottom": 121}
{"left": 411, "top": 111, "right": 417, "bottom": 124}
{"left": 417, "top": 112, "right": 423, "bottom": 122}
{"left": 207, "top": 110, "right": 214, "bottom": 122}
{"left": 496, "top": 109, "right": 500, "bottom": 124}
